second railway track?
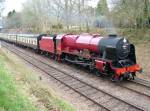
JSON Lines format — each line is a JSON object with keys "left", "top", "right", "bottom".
{"left": 2, "top": 41, "right": 150, "bottom": 111}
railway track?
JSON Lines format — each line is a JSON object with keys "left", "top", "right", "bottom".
{"left": 131, "top": 78, "right": 150, "bottom": 88}
{"left": 2, "top": 41, "right": 150, "bottom": 111}
{"left": 4, "top": 41, "right": 150, "bottom": 98}
{"left": 119, "top": 79, "right": 150, "bottom": 98}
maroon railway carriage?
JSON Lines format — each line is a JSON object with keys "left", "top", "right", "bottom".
{"left": 38, "top": 33, "right": 142, "bottom": 81}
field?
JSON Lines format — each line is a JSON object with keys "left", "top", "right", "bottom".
{"left": 0, "top": 48, "right": 75, "bottom": 111}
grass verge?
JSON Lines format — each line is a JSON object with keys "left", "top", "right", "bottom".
{"left": 0, "top": 52, "right": 37, "bottom": 111}
{"left": 0, "top": 48, "right": 76, "bottom": 111}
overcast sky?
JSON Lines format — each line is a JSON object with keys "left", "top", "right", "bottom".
{"left": 2, "top": 0, "right": 112, "bottom": 16}
{"left": 3, "top": 0, "right": 26, "bottom": 16}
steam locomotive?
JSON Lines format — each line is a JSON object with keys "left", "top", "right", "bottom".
{"left": 0, "top": 33, "right": 142, "bottom": 81}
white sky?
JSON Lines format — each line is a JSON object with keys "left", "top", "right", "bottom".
{"left": 3, "top": 0, "right": 26, "bottom": 16}
{"left": 88, "top": 0, "right": 100, "bottom": 7}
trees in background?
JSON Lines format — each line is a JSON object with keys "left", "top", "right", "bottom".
{"left": 95, "top": 0, "right": 150, "bottom": 29}
{"left": 96, "top": 0, "right": 109, "bottom": 16}
{"left": 15, "top": 0, "right": 94, "bottom": 32}
{"left": 5, "top": 10, "right": 22, "bottom": 28}
{"left": 111, "top": 0, "right": 150, "bottom": 29}
{"left": 3, "top": 0, "right": 150, "bottom": 32}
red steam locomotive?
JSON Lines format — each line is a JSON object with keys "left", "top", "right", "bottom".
{"left": 0, "top": 33, "right": 142, "bottom": 81}
{"left": 38, "top": 33, "right": 142, "bottom": 81}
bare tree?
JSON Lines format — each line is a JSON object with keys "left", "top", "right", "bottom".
{"left": 3, "top": 0, "right": 96, "bottom": 32}
{"left": 0, "top": 0, "right": 5, "bottom": 29}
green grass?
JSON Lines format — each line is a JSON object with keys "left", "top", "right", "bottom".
{"left": 0, "top": 54, "right": 37, "bottom": 111}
